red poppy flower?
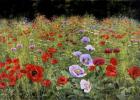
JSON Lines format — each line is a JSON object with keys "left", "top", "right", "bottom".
{"left": 49, "top": 32, "right": 56, "bottom": 36}
{"left": 101, "top": 34, "right": 110, "bottom": 39}
{"left": 93, "top": 57, "right": 105, "bottom": 66}
{"left": 0, "top": 82, "right": 7, "bottom": 89}
{"left": 8, "top": 34, "right": 13, "bottom": 38}
{"left": 8, "top": 70, "right": 16, "bottom": 76}
{"left": 8, "top": 65, "right": 21, "bottom": 76}
{"left": 8, "top": 81, "right": 16, "bottom": 87}
{"left": 48, "top": 48, "right": 57, "bottom": 53}
{"left": 110, "top": 58, "right": 117, "bottom": 66}
{"left": 16, "top": 73, "right": 23, "bottom": 79}
{"left": 8, "top": 76, "right": 17, "bottom": 87}
{"left": 111, "top": 33, "right": 116, "bottom": 37}
{"left": 132, "top": 31, "right": 140, "bottom": 35}
{"left": 57, "top": 76, "right": 68, "bottom": 86}
{"left": 42, "top": 52, "right": 52, "bottom": 62}
{"left": 128, "top": 66, "right": 140, "bottom": 79}
{"left": 41, "top": 79, "right": 51, "bottom": 87}
{"left": 0, "top": 36, "right": 6, "bottom": 43}
{"left": 113, "top": 48, "right": 120, "bottom": 53}
{"left": 5, "top": 66, "right": 11, "bottom": 70}
{"left": 48, "top": 38, "right": 55, "bottom": 41}
{"left": 105, "top": 65, "right": 117, "bottom": 77}
{"left": 115, "top": 34, "right": 124, "bottom": 39}
{"left": 6, "top": 58, "right": 12, "bottom": 65}
{"left": 32, "top": 23, "right": 36, "bottom": 28}
{"left": 12, "top": 38, "right": 17, "bottom": 42}
{"left": 0, "top": 72, "right": 8, "bottom": 79}
{"left": 99, "top": 41, "right": 106, "bottom": 46}
{"left": 51, "top": 59, "right": 58, "bottom": 64}
{"left": 58, "top": 34, "right": 63, "bottom": 38}
{"left": 0, "top": 62, "right": 5, "bottom": 68}
{"left": 12, "top": 65, "right": 21, "bottom": 71}
{"left": 26, "top": 64, "right": 44, "bottom": 82}
{"left": 12, "top": 58, "right": 20, "bottom": 65}
{"left": 57, "top": 43, "right": 63, "bottom": 47}
{"left": 20, "top": 69, "right": 27, "bottom": 74}
{"left": 88, "top": 66, "right": 96, "bottom": 72}
{"left": 104, "top": 48, "right": 112, "bottom": 54}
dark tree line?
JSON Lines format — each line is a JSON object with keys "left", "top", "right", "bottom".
{"left": 0, "top": 0, "right": 139, "bottom": 20}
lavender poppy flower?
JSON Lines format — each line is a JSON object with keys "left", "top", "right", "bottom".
{"left": 29, "top": 44, "right": 35, "bottom": 49}
{"left": 131, "top": 39, "right": 140, "bottom": 43}
{"left": 85, "top": 45, "right": 95, "bottom": 51}
{"left": 16, "top": 43, "right": 23, "bottom": 49}
{"left": 78, "top": 29, "right": 85, "bottom": 34}
{"left": 11, "top": 48, "right": 17, "bottom": 52}
{"left": 81, "top": 37, "right": 90, "bottom": 44}
{"left": 69, "top": 65, "right": 86, "bottom": 78}
{"left": 80, "top": 54, "right": 93, "bottom": 66}
{"left": 80, "top": 79, "right": 91, "bottom": 93}
{"left": 36, "top": 49, "right": 43, "bottom": 54}
{"left": 72, "top": 51, "right": 82, "bottom": 57}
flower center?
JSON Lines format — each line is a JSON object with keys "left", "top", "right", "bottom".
{"left": 32, "top": 70, "right": 37, "bottom": 76}
{"left": 74, "top": 69, "right": 83, "bottom": 75}
{"left": 83, "top": 58, "right": 90, "bottom": 64}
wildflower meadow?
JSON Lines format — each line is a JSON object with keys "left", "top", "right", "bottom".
{"left": 0, "top": 15, "right": 140, "bottom": 100}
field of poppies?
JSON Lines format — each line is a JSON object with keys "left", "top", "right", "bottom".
{"left": 0, "top": 15, "right": 140, "bottom": 100}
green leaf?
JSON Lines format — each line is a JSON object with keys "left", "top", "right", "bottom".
{"left": 117, "top": 94, "right": 126, "bottom": 100}
{"left": 61, "top": 70, "right": 70, "bottom": 78}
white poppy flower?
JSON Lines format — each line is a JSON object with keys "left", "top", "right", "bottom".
{"left": 80, "top": 79, "right": 91, "bottom": 93}
{"left": 85, "top": 45, "right": 95, "bottom": 51}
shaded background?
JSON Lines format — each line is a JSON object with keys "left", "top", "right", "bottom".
{"left": 0, "top": 0, "right": 139, "bottom": 20}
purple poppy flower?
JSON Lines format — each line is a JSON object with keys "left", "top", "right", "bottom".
{"left": 29, "top": 44, "right": 35, "bottom": 49}
{"left": 72, "top": 51, "right": 82, "bottom": 57}
{"left": 80, "top": 54, "right": 93, "bottom": 66}
{"left": 11, "top": 48, "right": 17, "bottom": 52}
{"left": 69, "top": 65, "right": 86, "bottom": 78}
{"left": 36, "top": 49, "right": 43, "bottom": 54}
{"left": 85, "top": 45, "right": 95, "bottom": 51}
{"left": 16, "top": 43, "right": 23, "bottom": 49}
{"left": 90, "top": 25, "right": 97, "bottom": 30}
{"left": 81, "top": 37, "right": 90, "bottom": 44}
{"left": 79, "top": 29, "right": 85, "bottom": 33}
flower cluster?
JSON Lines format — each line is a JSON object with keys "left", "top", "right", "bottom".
{"left": 42, "top": 47, "right": 58, "bottom": 64}
{"left": 69, "top": 36, "right": 96, "bottom": 93}
{"left": 0, "top": 58, "right": 22, "bottom": 88}
{"left": 104, "top": 48, "right": 120, "bottom": 54}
